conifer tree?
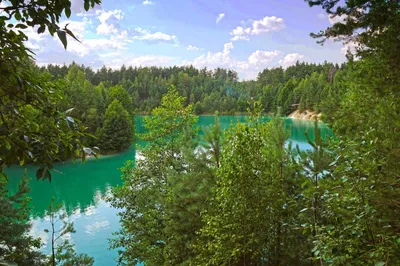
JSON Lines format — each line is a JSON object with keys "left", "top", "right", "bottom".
{"left": 98, "top": 99, "right": 134, "bottom": 152}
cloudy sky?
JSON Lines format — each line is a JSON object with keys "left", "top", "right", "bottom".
{"left": 22, "top": 0, "right": 349, "bottom": 80}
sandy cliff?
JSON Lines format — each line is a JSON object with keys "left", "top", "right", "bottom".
{"left": 288, "top": 110, "right": 321, "bottom": 120}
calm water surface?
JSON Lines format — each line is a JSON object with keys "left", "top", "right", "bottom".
{"left": 6, "top": 116, "right": 332, "bottom": 265}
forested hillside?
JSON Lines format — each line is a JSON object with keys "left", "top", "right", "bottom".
{"left": 41, "top": 61, "right": 343, "bottom": 115}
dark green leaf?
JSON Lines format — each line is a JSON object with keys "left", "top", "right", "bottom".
{"left": 64, "top": 28, "right": 81, "bottom": 43}
{"left": 15, "top": 12, "right": 21, "bottom": 21}
{"left": 15, "top": 24, "right": 27, "bottom": 29}
{"left": 65, "top": 7, "right": 71, "bottom": 18}
{"left": 37, "top": 25, "right": 45, "bottom": 34}
{"left": 57, "top": 30, "right": 67, "bottom": 49}
{"left": 36, "top": 168, "right": 44, "bottom": 180}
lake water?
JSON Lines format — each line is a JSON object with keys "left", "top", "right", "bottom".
{"left": 6, "top": 116, "right": 331, "bottom": 265}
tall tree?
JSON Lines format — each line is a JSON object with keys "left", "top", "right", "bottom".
{"left": 196, "top": 111, "right": 305, "bottom": 265}
{"left": 98, "top": 99, "right": 134, "bottom": 152}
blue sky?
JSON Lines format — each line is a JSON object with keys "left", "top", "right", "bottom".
{"left": 20, "top": 0, "right": 350, "bottom": 80}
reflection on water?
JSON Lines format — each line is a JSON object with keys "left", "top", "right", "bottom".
{"left": 6, "top": 148, "right": 136, "bottom": 265}
{"left": 28, "top": 192, "right": 120, "bottom": 265}
{"left": 5, "top": 116, "right": 332, "bottom": 265}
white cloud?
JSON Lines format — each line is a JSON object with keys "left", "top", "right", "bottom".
{"left": 187, "top": 45, "right": 202, "bottom": 51}
{"left": 21, "top": 26, "right": 49, "bottom": 52}
{"left": 107, "top": 55, "right": 177, "bottom": 69}
{"left": 223, "top": 42, "right": 233, "bottom": 53}
{"left": 248, "top": 50, "right": 280, "bottom": 67}
{"left": 317, "top": 13, "right": 326, "bottom": 19}
{"left": 279, "top": 53, "right": 305, "bottom": 68}
{"left": 85, "top": 32, "right": 131, "bottom": 50}
{"left": 99, "top": 51, "right": 123, "bottom": 58}
{"left": 329, "top": 14, "right": 347, "bottom": 25}
{"left": 35, "top": 48, "right": 104, "bottom": 68}
{"left": 329, "top": 8, "right": 364, "bottom": 25}
{"left": 341, "top": 41, "right": 359, "bottom": 55}
{"left": 132, "top": 27, "right": 178, "bottom": 44}
{"left": 128, "top": 55, "right": 173, "bottom": 66}
{"left": 230, "top": 16, "right": 284, "bottom": 41}
{"left": 54, "top": 27, "right": 131, "bottom": 57}
{"left": 186, "top": 42, "right": 234, "bottom": 68}
{"left": 230, "top": 26, "right": 251, "bottom": 41}
{"left": 143, "top": 0, "right": 155, "bottom": 5}
{"left": 216, "top": 13, "right": 225, "bottom": 24}
{"left": 84, "top": 205, "right": 97, "bottom": 216}
{"left": 235, "top": 61, "right": 250, "bottom": 70}
{"left": 96, "top": 9, "right": 124, "bottom": 35}
{"left": 85, "top": 220, "right": 110, "bottom": 236}
{"left": 185, "top": 44, "right": 283, "bottom": 79}
{"left": 252, "top": 16, "right": 285, "bottom": 35}
{"left": 22, "top": 9, "right": 132, "bottom": 69}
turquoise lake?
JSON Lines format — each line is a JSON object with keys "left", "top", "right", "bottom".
{"left": 6, "top": 116, "right": 332, "bottom": 265}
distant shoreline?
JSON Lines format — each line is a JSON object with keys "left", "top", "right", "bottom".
{"left": 288, "top": 110, "right": 321, "bottom": 121}
{"left": 135, "top": 111, "right": 321, "bottom": 120}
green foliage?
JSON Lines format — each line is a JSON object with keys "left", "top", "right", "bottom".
{"left": 0, "top": 175, "right": 46, "bottom": 265}
{"left": 108, "top": 85, "right": 134, "bottom": 115}
{"left": 140, "top": 86, "right": 197, "bottom": 146}
{"left": 59, "top": 64, "right": 135, "bottom": 154}
{"left": 0, "top": 1, "right": 101, "bottom": 181}
{"left": 109, "top": 88, "right": 224, "bottom": 265}
{"left": 0, "top": 60, "right": 92, "bottom": 181}
{"left": 196, "top": 114, "right": 308, "bottom": 265}
{"left": 98, "top": 99, "right": 134, "bottom": 152}
{"left": 304, "top": 1, "right": 400, "bottom": 264}
{"left": 0, "top": 0, "right": 101, "bottom": 265}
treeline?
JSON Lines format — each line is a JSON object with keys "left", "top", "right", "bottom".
{"left": 41, "top": 61, "right": 343, "bottom": 116}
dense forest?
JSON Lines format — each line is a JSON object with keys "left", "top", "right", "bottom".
{"left": 41, "top": 60, "right": 343, "bottom": 116}
{"left": 1, "top": 0, "right": 400, "bottom": 265}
